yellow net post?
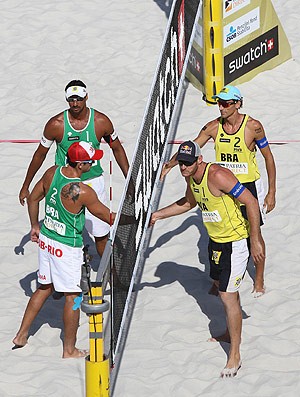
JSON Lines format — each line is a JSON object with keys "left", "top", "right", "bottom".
{"left": 82, "top": 282, "right": 110, "bottom": 397}
{"left": 203, "top": 0, "right": 223, "bottom": 104}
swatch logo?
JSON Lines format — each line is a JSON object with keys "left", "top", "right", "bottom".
{"left": 224, "top": 26, "right": 279, "bottom": 84}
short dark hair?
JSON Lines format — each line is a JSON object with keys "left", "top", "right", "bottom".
{"left": 65, "top": 80, "right": 86, "bottom": 92}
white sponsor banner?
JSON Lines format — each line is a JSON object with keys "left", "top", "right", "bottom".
{"left": 224, "top": 7, "right": 260, "bottom": 48}
{"left": 224, "top": 0, "right": 251, "bottom": 17}
{"left": 194, "top": 22, "right": 203, "bottom": 49}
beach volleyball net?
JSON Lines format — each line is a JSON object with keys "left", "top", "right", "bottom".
{"left": 93, "top": 0, "right": 202, "bottom": 393}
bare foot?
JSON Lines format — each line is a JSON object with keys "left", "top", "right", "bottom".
{"left": 207, "top": 330, "right": 230, "bottom": 343}
{"left": 12, "top": 334, "right": 28, "bottom": 349}
{"left": 62, "top": 348, "right": 89, "bottom": 359}
{"left": 252, "top": 284, "right": 266, "bottom": 298}
{"left": 220, "top": 360, "right": 242, "bottom": 378}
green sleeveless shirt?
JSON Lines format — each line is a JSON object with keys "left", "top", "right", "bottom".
{"left": 41, "top": 167, "right": 85, "bottom": 247}
{"left": 190, "top": 163, "right": 249, "bottom": 243}
{"left": 55, "top": 108, "right": 104, "bottom": 181}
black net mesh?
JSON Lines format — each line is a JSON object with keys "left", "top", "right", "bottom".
{"left": 110, "top": 0, "right": 201, "bottom": 353}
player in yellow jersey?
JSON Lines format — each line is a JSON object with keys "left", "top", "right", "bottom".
{"left": 151, "top": 141, "right": 265, "bottom": 378}
{"left": 161, "top": 85, "right": 276, "bottom": 297}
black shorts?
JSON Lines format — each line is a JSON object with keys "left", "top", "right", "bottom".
{"left": 240, "top": 181, "right": 264, "bottom": 226}
{"left": 208, "top": 238, "right": 250, "bottom": 292}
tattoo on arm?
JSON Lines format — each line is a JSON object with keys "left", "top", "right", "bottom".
{"left": 62, "top": 183, "right": 81, "bottom": 202}
{"left": 201, "top": 125, "right": 207, "bottom": 131}
{"left": 255, "top": 127, "right": 262, "bottom": 134}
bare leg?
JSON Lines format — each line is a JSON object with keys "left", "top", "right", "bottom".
{"left": 13, "top": 284, "right": 53, "bottom": 348}
{"left": 253, "top": 237, "right": 266, "bottom": 297}
{"left": 95, "top": 234, "right": 109, "bottom": 257}
{"left": 62, "top": 293, "right": 87, "bottom": 358}
{"left": 219, "top": 291, "right": 242, "bottom": 377}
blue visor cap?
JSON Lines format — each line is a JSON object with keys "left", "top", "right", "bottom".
{"left": 212, "top": 85, "right": 242, "bottom": 101}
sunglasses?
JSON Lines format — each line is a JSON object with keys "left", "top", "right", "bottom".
{"left": 178, "top": 160, "right": 196, "bottom": 167}
{"left": 66, "top": 96, "right": 85, "bottom": 103}
{"left": 76, "top": 160, "right": 94, "bottom": 165}
{"left": 217, "top": 99, "right": 236, "bottom": 108}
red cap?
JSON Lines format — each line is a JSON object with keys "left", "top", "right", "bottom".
{"left": 67, "top": 142, "right": 103, "bottom": 162}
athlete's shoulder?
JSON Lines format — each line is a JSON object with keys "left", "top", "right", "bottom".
{"left": 43, "top": 165, "right": 58, "bottom": 188}
{"left": 44, "top": 111, "right": 64, "bottom": 137}
{"left": 206, "top": 117, "right": 220, "bottom": 131}
{"left": 246, "top": 115, "right": 265, "bottom": 137}
{"left": 93, "top": 109, "right": 114, "bottom": 136}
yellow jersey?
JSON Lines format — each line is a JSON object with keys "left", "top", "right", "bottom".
{"left": 190, "top": 163, "right": 249, "bottom": 243}
{"left": 214, "top": 115, "right": 260, "bottom": 183}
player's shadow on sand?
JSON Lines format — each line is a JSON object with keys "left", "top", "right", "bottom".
{"left": 139, "top": 260, "right": 250, "bottom": 358}
{"left": 16, "top": 229, "right": 100, "bottom": 344}
{"left": 146, "top": 208, "right": 256, "bottom": 287}
{"left": 17, "top": 270, "right": 65, "bottom": 342}
{"left": 153, "top": 0, "right": 174, "bottom": 17}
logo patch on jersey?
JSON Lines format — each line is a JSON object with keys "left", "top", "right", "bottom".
{"left": 193, "top": 188, "right": 199, "bottom": 193}
{"left": 220, "top": 138, "right": 231, "bottom": 143}
{"left": 68, "top": 136, "right": 80, "bottom": 141}
{"left": 212, "top": 250, "right": 222, "bottom": 265}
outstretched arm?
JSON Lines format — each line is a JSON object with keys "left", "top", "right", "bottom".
{"left": 150, "top": 182, "right": 197, "bottom": 226}
{"left": 81, "top": 185, "right": 115, "bottom": 225}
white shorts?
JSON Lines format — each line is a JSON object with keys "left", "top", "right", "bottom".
{"left": 255, "top": 178, "right": 266, "bottom": 223}
{"left": 209, "top": 238, "right": 250, "bottom": 293}
{"left": 83, "top": 175, "right": 110, "bottom": 238}
{"left": 38, "top": 233, "right": 83, "bottom": 292}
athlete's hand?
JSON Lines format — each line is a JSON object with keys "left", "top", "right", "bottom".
{"left": 160, "top": 162, "right": 172, "bottom": 181}
{"left": 19, "top": 186, "right": 30, "bottom": 206}
{"left": 250, "top": 236, "right": 265, "bottom": 264}
{"left": 264, "top": 191, "right": 275, "bottom": 213}
{"left": 149, "top": 212, "right": 159, "bottom": 227}
{"left": 30, "top": 224, "right": 40, "bottom": 243}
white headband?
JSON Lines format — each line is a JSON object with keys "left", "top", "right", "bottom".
{"left": 65, "top": 86, "right": 87, "bottom": 99}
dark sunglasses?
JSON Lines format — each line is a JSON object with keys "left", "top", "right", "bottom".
{"left": 217, "top": 99, "right": 236, "bottom": 108}
{"left": 66, "top": 96, "right": 85, "bottom": 103}
{"left": 178, "top": 160, "right": 196, "bottom": 167}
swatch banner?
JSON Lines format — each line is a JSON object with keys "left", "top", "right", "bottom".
{"left": 186, "top": 0, "right": 291, "bottom": 93}
{"left": 223, "top": 0, "right": 291, "bottom": 85}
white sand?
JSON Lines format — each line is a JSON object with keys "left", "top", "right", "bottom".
{"left": 0, "top": 0, "right": 299, "bottom": 396}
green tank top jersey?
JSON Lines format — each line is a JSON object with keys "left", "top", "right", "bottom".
{"left": 55, "top": 108, "right": 104, "bottom": 181}
{"left": 41, "top": 167, "right": 85, "bottom": 247}
{"left": 190, "top": 163, "right": 249, "bottom": 243}
{"left": 214, "top": 114, "right": 260, "bottom": 183}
